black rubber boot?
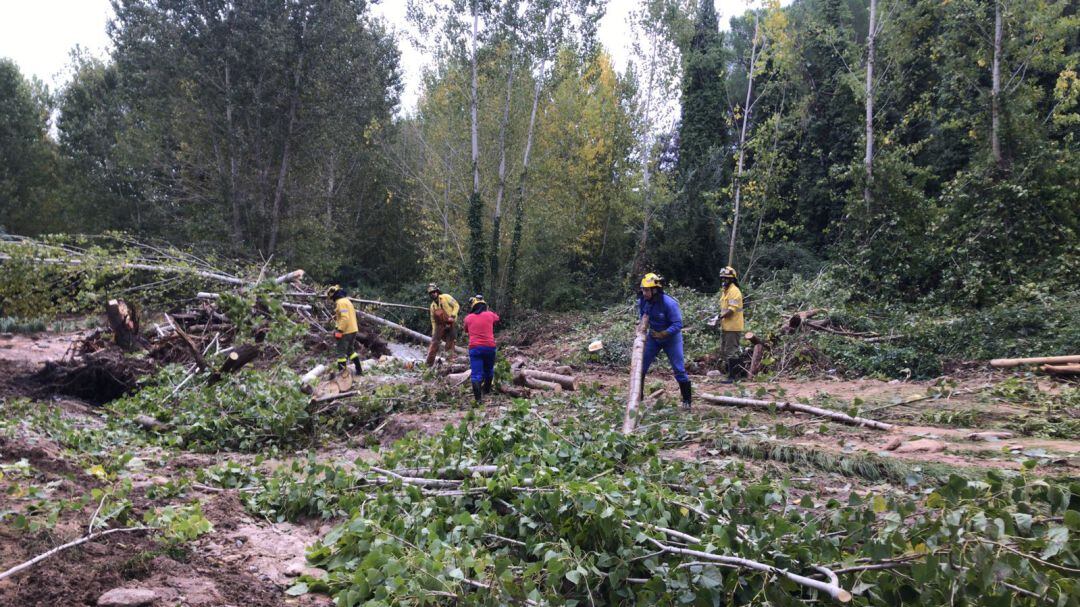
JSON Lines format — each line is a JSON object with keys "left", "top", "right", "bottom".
{"left": 471, "top": 381, "right": 483, "bottom": 403}
{"left": 721, "top": 358, "right": 739, "bottom": 384}
{"left": 353, "top": 357, "right": 363, "bottom": 375}
{"left": 482, "top": 377, "right": 493, "bottom": 394}
{"left": 678, "top": 381, "right": 692, "bottom": 408}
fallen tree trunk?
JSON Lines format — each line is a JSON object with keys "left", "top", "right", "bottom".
{"left": 522, "top": 369, "right": 575, "bottom": 390}
{"left": 299, "top": 364, "right": 328, "bottom": 394}
{"left": 1042, "top": 363, "right": 1080, "bottom": 376}
{"left": 783, "top": 308, "right": 825, "bottom": 333}
{"left": 699, "top": 393, "right": 894, "bottom": 431}
{"left": 447, "top": 370, "right": 471, "bottom": 385}
{"left": 498, "top": 383, "right": 530, "bottom": 398}
{"left": 357, "top": 310, "right": 457, "bottom": 351}
{"left": 217, "top": 343, "right": 260, "bottom": 373}
{"left": 521, "top": 376, "right": 561, "bottom": 392}
{"left": 273, "top": 269, "right": 305, "bottom": 284}
{"left": 623, "top": 315, "right": 649, "bottom": 435}
{"left": 990, "top": 354, "right": 1080, "bottom": 368}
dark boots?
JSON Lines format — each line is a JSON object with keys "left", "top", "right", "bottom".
{"left": 678, "top": 381, "right": 692, "bottom": 408}
{"left": 721, "top": 358, "right": 738, "bottom": 384}
{"left": 471, "top": 381, "right": 483, "bottom": 403}
{"left": 482, "top": 377, "right": 493, "bottom": 395}
{"left": 353, "top": 357, "right": 363, "bottom": 376}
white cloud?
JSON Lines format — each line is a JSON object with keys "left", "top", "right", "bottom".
{"left": 0, "top": 0, "right": 764, "bottom": 103}
{"left": 0, "top": 0, "right": 113, "bottom": 88}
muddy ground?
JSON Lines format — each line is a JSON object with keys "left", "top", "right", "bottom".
{"left": 0, "top": 325, "right": 1076, "bottom": 605}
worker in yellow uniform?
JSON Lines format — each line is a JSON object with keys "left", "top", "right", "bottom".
{"left": 425, "top": 283, "right": 459, "bottom": 366}
{"left": 326, "top": 285, "right": 362, "bottom": 375}
{"left": 717, "top": 267, "right": 743, "bottom": 384}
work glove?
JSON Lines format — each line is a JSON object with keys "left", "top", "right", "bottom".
{"left": 651, "top": 330, "right": 670, "bottom": 340}
{"left": 334, "top": 331, "right": 343, "bottom": 339}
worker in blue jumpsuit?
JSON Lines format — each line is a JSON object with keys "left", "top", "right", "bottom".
{"left": 638, "top": 273, "right": 692, "bottom": 408}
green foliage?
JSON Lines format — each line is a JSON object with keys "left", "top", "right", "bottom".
{"left": 110, "top": 365, "right": 312, "bottom": 453}
{"left": 230, "top": 399, "right": 1079, "bottom": 605}
{"left": 145, "top": 502, "right": 213, "bottom": 546}
{"left": 467, "top": 192, "right": 486, "bottom": 293}
{"left": 0, "top": 316, "right": 46, "bottom": 333}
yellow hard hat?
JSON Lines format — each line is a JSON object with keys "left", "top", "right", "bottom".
{"left": 469, "top": 294, "right": 485, "bottom": 310}
{"left": 426, "top": 283, "right": 440, "bottom": 294}
{"left": 640, "top": 273, "right": 663, "bottom": 288}
{"left": 324, "top": 285, "right": 342, "bottom": 298}
{"left": 719, "top": 266, "right": 738, "bottom": 280}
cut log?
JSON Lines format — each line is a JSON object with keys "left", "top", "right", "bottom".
{"left": 990, "top": 355, "right": 1080, "bottom": 368}
{"left": 699, "top": 393, "right": 894, "bottom": 431}
{"left": 105, "top": 299, "right": 145, "bottom": 352}
{"left": 1042, "top": 363, "right": 1080, "bottom": 376}
{"left": 554, "top": 365, "right": 573, "bottom": 375}
{"left": 498, "top": 383, "right": 530, "bottom": 398}
{"left": 273, "top": 269, "right": 305, "bottom": 284}
{"left": 744, "top": 331, "right": 764, "bottom": 346}
{"left": 219, "top": 344, "right": 260, "bottom": 373}
{"left": 300, "top": 364, "right": 328, "bottom": 393}
{"left": 783, "top": 309, "right": 825, "bottom": 333}
{"left": 522, "top": 369, "right": 575, "bottom": 391}
{"left": 748, "top": 343, "right": 765, "bottom": 380}
{"left": 622, "top": 315, "right": 649, "bottom": 435}
{"left": 447, "top": 370, "right": 471, "bottom": 385}
{"left": 522, "top": 376, "right": 561, "bottom": 392}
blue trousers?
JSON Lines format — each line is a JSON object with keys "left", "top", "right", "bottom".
{"left": 469, "top": 346, "right": 497, "bottom": 382}
{"left": 642, "top": 333, "right": 689, "bottom": 383}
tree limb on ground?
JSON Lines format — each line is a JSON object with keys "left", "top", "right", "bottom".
{"left": 699, "top": 393, "right": 895, "bottom": 431}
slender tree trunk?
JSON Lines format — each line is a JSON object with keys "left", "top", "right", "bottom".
{"left": 268, "top": 19, "right": 306, "bottom": 255}
{"left": 863, "top": 0, "right": 876, "bottom": 210}
{"left": 505, "top": 62, "right": 545, "bottom": 312}
{"left": 490, "top": 54, "right": 515, "bottom": 301}
{"left": 631, "top": 28, "right": 659, "bottom": 279}
{"left": 991, "top": 0, "right": 1003, "bottom": 169}
{"left": 470, "top": 6, "right": 480, "bottom": 196}
{"left": 467, "top": 2, "right": 485, "bottom": 293}
{"left": 224, "top": 59, "right": 243, "bottom": 246}
{"left": 727, "top": 13, "right": 760, "bottom": 269}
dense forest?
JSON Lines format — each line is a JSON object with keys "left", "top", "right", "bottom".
{"left": 1, "top": 0, "right": 1077, "bottom": 310}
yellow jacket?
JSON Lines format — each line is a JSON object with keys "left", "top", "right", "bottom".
{"left": 719, "top": 284, "right": 744, "bottom": 332}
{"left": 429, "top": 293, "right": 460, "bottom": 331}
{"left": 334, "top": 297, "right": 358, "bottom": 334}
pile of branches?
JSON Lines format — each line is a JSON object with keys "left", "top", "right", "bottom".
{"left": 235, "top": 402, "right": 1076, "bottom": 606}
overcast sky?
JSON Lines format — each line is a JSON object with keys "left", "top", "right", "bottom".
{"left": 0, "top": 0, "right": 759, "bottom": 109}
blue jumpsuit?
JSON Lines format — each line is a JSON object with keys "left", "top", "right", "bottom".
{"left": 638, "top": 293, "right": 689, "bottom": 383}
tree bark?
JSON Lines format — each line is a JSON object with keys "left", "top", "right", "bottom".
{"left": 991, "top": 0, "right": 1003, "bottom": 169}
{"left": 505, "top": 54, "right": 547, "bottom": 312}
{"left": 632, "top": 27, "right": 659, "bottom": 278}
{"left": 863, "top": 0, "right": 876, "bottom": 210}
{"left": 521, "top": 369, "right": 575, "bottom": 390}
{"left": 699, "top": 393, "right": 894, "bottom": 430}
{"left": 470, "top": 3, "right": 480, "bottom": 196}
{"left": 490, "top": 55, "right": 515, "bottom": 300}
{"left": 728, "top": 13, "right": 761, "bottom": 268}
{"left": 990, "top": 354, "right": 1080, "bottom": 368}
{"left": 105, "top": 299, "right": 144, "bottom": 352}
{"left": 622, "top": 315, "right": 649, "bottom": 435}
{"left": 1042, "top": 364, "right": 1080, "bottom": 376}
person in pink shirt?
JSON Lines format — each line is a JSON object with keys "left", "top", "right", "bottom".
{"left": 462, "top": 294, "right": 499, "bottom": 403}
